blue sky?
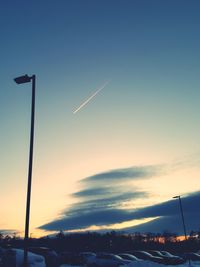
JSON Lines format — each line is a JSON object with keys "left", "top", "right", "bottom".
{"left": 0, "top": 0, "right": 200, "bottom": 236}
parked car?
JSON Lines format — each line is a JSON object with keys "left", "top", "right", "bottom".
{"left": 0, "top": 247, "right": 5, "bottom": 267}
{"left": 79, "top": 252, "right": 96, "bottom": 264}
{"left": 16, "top": 249, "right": 46, "bottom": 267}
{"left": 59, "top": 251, "right": 83, "bottom": 265}
{"left": 28, "top": 247, "right": 59, "bottom": 267}
{"left": 130, "top": 250, "right": 164, "bottom": 264}
{"left": 0, "top": 247, "right": 5, "bottom": 257}
{"left": 87, "top": 252, "right": 131, "bottom": 267}
{"left": 0, "top": 248, "right": 45, "bottom": 267}
{"left": 148, "top": 250, "right": 185, "bottom": 265}
{"left": 183, "top": 252, "right": 200, "bottom": 261}
{"left": 118, "top": 253, "right": 141, "bottom": 261}
{"left": 161, "top": 250, "right": 186, "bottom": 263}
{"left": 1, "top": 249, "right": 16, "bottom": 267}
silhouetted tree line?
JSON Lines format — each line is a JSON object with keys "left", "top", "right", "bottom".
{"left": 1, "top": 230, "right": 200, "bottom": 254}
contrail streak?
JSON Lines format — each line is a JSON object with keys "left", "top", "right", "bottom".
{"left": 73, "top": 80, "right": 110, "bottom": 114}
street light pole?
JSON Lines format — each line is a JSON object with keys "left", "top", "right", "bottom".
{"left": 14, "top": 74, "right": 36, "bottom": 267}
{"left": 173, "top": 195, "right": 187, "bottom": 241}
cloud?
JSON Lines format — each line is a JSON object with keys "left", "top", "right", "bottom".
{"left": 73, "top": 187, "right": 113, "bottom": 198}
{"left": 121, "top": 191, "right": 200, "bottom": 234}
{"left": 57, "top": 164, "right": 159, "bottom": 224}
{"left": 130, "top": 191, "right": 200, "bottom": 219}
{"left": 40, "top": 191, "right": 200, "bottom": 234}
{"left": 39, "top": 164, "right": 158, "bottom": 231}
{"left": 39, "top": 162, "right": 200, "bottom": 234}
{"left": 73, "top": 186, "right": 147, "bottom": 201}
{"left": 40, "top": 209, "right": 133, "bottom": 231}
{"left": 39, "top": 164, "right": 163, "bottom": 231}
{"left": 124, "top": 214, "right": 200, "bottom": 235}
{"left": 100, "top": 154, "right": 199, "bottom": 181}
{"left": 82, "top": 165, "right": 162, "bottom": 183}
{"left": 66, "top": 191, "right": 149, "bottom": 216}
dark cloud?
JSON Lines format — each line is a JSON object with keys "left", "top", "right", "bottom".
{"left": 69, "top": 165, "right": 160, "bottom": 216}
{"left": 65, "top": 191, "right": 148, "bottom": 216}
{"left": 40, "top": 209, "right": 133, "bottom": 231}
{"left": 123, "top": 192, "right": 200, "bottom": 234}
{"left": 131, "top": 191, "right": 200, "bottom": 219}
{"left": 91, "top": 191, "right": 148, "bottom": 208}
{"left": 40, "top": 186, "right": 150, "bottom": 231}
{"left": 124, "top": 213, "right": 200, "bottom": 235}
{"left": 39, "top": 163, "right": 200, "bottom": 234}
{"left": 50, "top": 164, "right": 159, "bottom": 231}
{"left": 73, "top": 187, "right": 113, "bottom": 198}
{"left": 82, "top": 165, "right": 162, "bottom": 183}
{"left": 39, "top": 191, "right": 200, "bottom": 234}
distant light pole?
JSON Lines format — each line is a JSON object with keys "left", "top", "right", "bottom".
{"left": 14, "top": 74, "right": 36, "bottom": 267}
{"left": 173, "top": 195, "right": 187, "bottom": 241}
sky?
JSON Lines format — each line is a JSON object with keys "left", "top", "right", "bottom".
{"left": 0, "top": 0, "right": 200, "bottom": 237}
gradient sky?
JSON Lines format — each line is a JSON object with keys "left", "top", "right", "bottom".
{"left": 0, "top": 0, "right": 200, "bottom": 237}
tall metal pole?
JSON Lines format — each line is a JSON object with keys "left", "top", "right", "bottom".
{"left": 24, "top": 75, "right": 36, "bottom": 267}
{"left": 178, "top": 196, "right": 187, "bottom": 241}
{"left": 173, "top": 195, "right": 191, "bottom": 266}
{"left": 173, "top": 195, "right": 187, "bottom": 240}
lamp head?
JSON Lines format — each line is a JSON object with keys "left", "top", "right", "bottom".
{"left": 173, "top": 195, "right": 180, "bottom": 199}
{"left": 14, "top": 74, "right": 32, "bottom": 84}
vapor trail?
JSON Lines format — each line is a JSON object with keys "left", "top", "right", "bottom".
{"left": 73, "top": 80, "right": 110, "bottom": 114}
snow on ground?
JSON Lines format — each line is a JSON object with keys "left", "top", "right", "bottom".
{"left": 15, "top": 249, "right": 46, "bottom": 267}
{"left": 60, "top": 261, "right": 200, "bottom": 267}
{"left": 124, "top": 261, "right": 200, "bottom": 267}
